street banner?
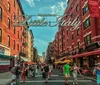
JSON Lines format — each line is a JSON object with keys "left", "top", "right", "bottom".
{"left": 88, "top": 0, "right": 100, "bottom": 17}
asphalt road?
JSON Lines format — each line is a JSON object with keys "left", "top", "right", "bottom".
{"left": 7, "top": 69, "right": 97, "bottom": 85}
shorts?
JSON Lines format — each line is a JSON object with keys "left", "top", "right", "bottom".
{"left": 64, "top": 74, "right": 70, "bottom": 78}
{"left": 72, "top": 72, "right": 77, "bottom": 78}
{"left": 12, "top": 74, "right": 16, "bottom": 80}
{"left": 97, "top": 75, "right": 100, "bottom": 84}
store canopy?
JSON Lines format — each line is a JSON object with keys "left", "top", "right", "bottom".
{"left": 70, "top": 49, "right": 100, "bottom": 59}
{"left": 23, "top": 61, "right": 34, "bottom": 65}
{"left": 58, "top": 57, "right": 66, "bottom": 61}
{"left": 0, "top": 54, "right": 14, "bottom": 59}
{"left": 62, "top": 59, "right": 73, "bottom": 64}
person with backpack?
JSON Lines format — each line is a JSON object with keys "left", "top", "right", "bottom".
{"left": 44, "top": 64, "right": 49, "bottom": 83}
{"left": 10, "top": 65, "right": 16, "bottom": 85}
{"left": 15, "top": 65, "right": 21, "bottom": 85}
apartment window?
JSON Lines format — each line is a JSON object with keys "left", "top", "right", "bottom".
{"left": 84, "top": 34, "right": 91, "bottom": 46}
{"left": 17, "top": 44, "right": 19, "bottom": 51}
{"left": 76, "top": 5, "right": 79, "bottom": 12}
{"left": 72, "top": 45, "right": 74, "bottom": 50}
{"left": 71, "top": 13, "right": 73, "bottom": 18}
{"left": 0, "top": 7, "right": 2, "bottom": 20}
{"left": 13, "top": 40, "right": 15, "bottom": 49}
{"left": 83, "top": 17, "right": 90, "bottom": 29}
{"left": 20, "top": 46, "right": 22, "bottom": 52}
{"left": 83, "top": 5, "right": 89, "bottom": 15}
{"left": 8, "top": 2, "right": 10, "bottom": 12}
{"left": 14, "top": 12, "right": 16, "bottom": 20}
{"left": 67, "top": 30, "right": 68, "bottom": 35}
{"left": 17, "top": 9, "right": 19, "bottom": 16}
{"left": 18, "top": 31, "right": 19, "bottom": 38}
{"left": 0, "top": 29, "right": 2, "bottom": 42}
{"left": 8, "top": 18, "right": 10, "bottom": 29}
{"left": 77, "top": 29, "right": 80, "bottom": 36}
{"left": 72, "top": 34, "right": 74, "bottom": 40}
{"left": 14, "top": 27, "right": 16, "bottom": 34}
{"left": 7, "top": 35, "right": 10, "bottom": 47}
{"left": 77, "top": 41, "right": 80, "bottom": 49}
{"left": 14, "top": 0, "right": 15, "bottom": 7}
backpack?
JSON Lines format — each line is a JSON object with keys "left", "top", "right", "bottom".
{"left": 15, "top": 67, "right": 20, "bottom": 75}
{"left": 10, "top": 67, "right": 16, "bottom": 74}
{"left": 44, "top": 66, "right": 49, "bottom": 72}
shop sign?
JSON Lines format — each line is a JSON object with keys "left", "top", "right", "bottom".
{"left": 0, "top": 47, "right": 5, "bottom": 55}
{"left": 0, "top": 60, "right": 10, "bottom": 65}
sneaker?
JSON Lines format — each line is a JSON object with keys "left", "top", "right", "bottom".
{"left": 76, "top": 82, "right": 78, "bottom": 84}
{"left": 73, "top": 82, "right": 75, "bottom": 85}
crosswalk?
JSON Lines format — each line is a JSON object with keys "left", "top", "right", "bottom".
{"left": 20, "top": 80, "right": 92, "bottom": 83}
{"left": 35, "top": 75, "right": 59, "bottom": 77}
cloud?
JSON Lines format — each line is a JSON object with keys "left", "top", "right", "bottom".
{"left": 25, "top": 0, "right": 40, "bottom": 7}
{"left": 50, "top": 0, "right": 67, "bottom": 15}
{"left": 25, "top": 0, "right": 35, "bottom": 7}
{"left": 34, "top": 38, "right": 48, "bottom": 45}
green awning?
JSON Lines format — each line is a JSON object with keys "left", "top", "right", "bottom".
{"left": 0, "top": 54, "right": 14, "bottom": 59}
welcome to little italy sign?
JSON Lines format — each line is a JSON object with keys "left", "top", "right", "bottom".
{"left": 13, "top": 14, "right": 81, "bottom": 30}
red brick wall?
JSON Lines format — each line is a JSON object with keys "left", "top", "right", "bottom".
{"left": 54, "top": 0, "right": 100, "bottom": 59}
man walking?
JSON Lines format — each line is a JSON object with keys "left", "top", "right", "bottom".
{"left": 63, "top": 62, "right": 71, "bottom": 85}
{"left": 44, "top": 64, "right": 49, "bottom": 83}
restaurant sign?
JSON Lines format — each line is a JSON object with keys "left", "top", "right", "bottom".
{"left": 0, "top": 59, "right": 10, "bottom": 65}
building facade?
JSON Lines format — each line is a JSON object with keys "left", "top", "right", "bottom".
{"left": 46, "top": 42, "right": 55, "bottom": 64}
{"left": 54, "top": 0, "right": 100, "bottom": 67}
{"left": 29, "top": 30, "right": 34, "bottom": 62}
{"left": 0, "top": 0, "right": 28, "bottom": 72}
{"left": 33, "top": 47, "right": 38, "bottom": 63}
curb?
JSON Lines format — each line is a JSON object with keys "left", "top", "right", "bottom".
{"left": 78, "top": 74, "right": 96, "bottom": 82}
{"left": 84, "top": 77, "right": 96, "bottom": 82}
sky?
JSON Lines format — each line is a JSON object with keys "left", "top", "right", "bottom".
{"left": 20, "top": 0, "right": 68, "bottom": 56}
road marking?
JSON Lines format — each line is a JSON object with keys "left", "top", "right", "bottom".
{"left": 20, "top": 80, "right": 92, "bottom": 83}
{"left": 35, "top": 75, "right": 59, "bottom": 77}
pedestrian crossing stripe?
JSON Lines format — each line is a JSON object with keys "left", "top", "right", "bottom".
{"left": 35, "top": 75, "right": 59, "bottom": 77}
{"left": 20, "top": 80, "right": 92, "bottom": 83}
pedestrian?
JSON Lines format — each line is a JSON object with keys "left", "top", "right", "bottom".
{"left": 10, "top": 64, "right": 17, "bottom": 85}
{"left": 21, "top": 64, "right": 28, "bottom": 83}
{"left": 72, "top": 63, "right": 79, "bottom": 85}
{"left": 35, "top": 65, "right": 38, "bottom": 77}
{"left": 44, "top": 64, "right": 49, "bottom": 83}
{"left": 15, "top": 65, "right": 21, "bottom": 85}
{"left": 63, "top": 62, "right": 71, "bottom": 85}
{"left": 48, "top": 65, "right": 53, "bottom": 79}
{"left": 93, "top": 63, "right": 100, "bottom": 85}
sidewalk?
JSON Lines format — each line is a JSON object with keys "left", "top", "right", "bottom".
{"left": 78, "top": 74, "right": 96, "bottom": 82}
{"left": 0, "top": 72, "right": 12, "bottom": 85}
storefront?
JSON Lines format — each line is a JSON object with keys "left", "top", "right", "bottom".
{"left": 0, "top": 54, "right": 14, "bottom": 72}
{"left": 0, "top": 44, "right": 14, "bottom": 72}
{"left": 70, "top": 49, "right": 100, "bottom": 67}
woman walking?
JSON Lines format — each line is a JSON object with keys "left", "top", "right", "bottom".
{"left": 21, "top": 64, "right": 28, "bottom": 83}
{"left": 72, "top": 63, "right": 79, "bottom": 85}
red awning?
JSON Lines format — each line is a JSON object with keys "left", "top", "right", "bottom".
{"left": 70, "top": 49, "right": 100, "bottom": 58}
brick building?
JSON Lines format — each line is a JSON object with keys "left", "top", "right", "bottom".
{"left": 0, "top": 0, "right": 28, "bottom": 72}
{"left": 54, "top": 0, "right": 100, "bottom": 67}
